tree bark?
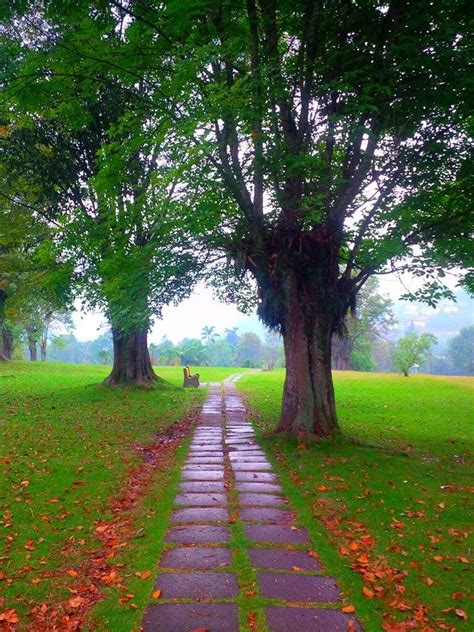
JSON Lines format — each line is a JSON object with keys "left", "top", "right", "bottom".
{"left": 1, "top": 326, "right": 13, "bottom": 361}
{"left": 28, "top": 340, "right": 37, "bottom": 361}
{"left": 40, "top": 313, "right": 52, "bottom": 361}
{"left": 27, "top": 328, "right": 38, "bottom": 361}
{"left": 104, "top": 328, "right": 158, "bottom": 386}
{"left": 0, "top": 291, "right": 11, "bottom": 361}
{"left": 332, "top": 335, "right": 352, "bottom": 370}
{"left": 275, "top": 273, "right": 339, "bottom": 437}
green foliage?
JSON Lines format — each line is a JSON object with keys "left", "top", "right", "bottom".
{"left": 333, "top": 278, "right": 395, "bottom": 371}
{"left": 0, "top": 360, "right": 203, "bottom": 625}
{"left": 238, "top": 370, "right": 473, "bottom": 630}
{"left": 447, "top": 326, "right": 474, "bottom": 375}
{"left": 235, "top": 332, "right": 264, "bottom": 368}
{"left": 394, "top": 332, "right": 438, "bottom": 376}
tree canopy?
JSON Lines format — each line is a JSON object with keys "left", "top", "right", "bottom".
{"left": 0, "top": 1, "right": 472, "bottom": 431}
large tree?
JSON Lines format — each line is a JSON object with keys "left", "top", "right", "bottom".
{"left": 332, "top": 278, "right": 394, "bottom": 371}
{"left": 159, "top": 0, "right": 471, "bottom": 434}
{"left": 2, "top": 1, "right": 473, "bottom": 428}
{"left": 0, "top": 9, "right": 201, "bottom": 384}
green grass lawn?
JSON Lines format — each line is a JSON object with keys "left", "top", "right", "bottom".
{"left": 0, "top": 361, "right": 240, "bottom": 630}
{"left": 1, "top": 363, "right": 472, "bottom": 630}
{"left": 238, "top": 370, "right": 473, "bottom": 631}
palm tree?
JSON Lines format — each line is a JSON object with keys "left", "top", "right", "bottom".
{"left": 201, "top": 325, "right": 218, "bottom": 346}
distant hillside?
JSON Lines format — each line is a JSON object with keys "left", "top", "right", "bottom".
{"left": 390, "top": 290, "right": 474, "bottom": 348}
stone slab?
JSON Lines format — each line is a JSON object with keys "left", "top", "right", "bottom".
{"left": 265, "top": 607, "right": 360, "bottom": 632}
{"left": 185, "top": 457, "right": 224, "bottom": 465}
{"left": 181, "top": 470, "right": 224, "bottom": 481}
{"left": 248, "top": 548, "right": 322, "bottom": 571}
{"left": 142, "top": 603, "right": 239, "bottom": 632}
{"left": 171, "top": 508, "right": 229, "bottom": 523}
{"left": 189, "top": 444, "right": 223, "bottom": 451}
{"left": 229, "top": 456, "right": 269, "bottom": 463}
{"left": 232, "top": 462, "right": 273, "bottom": 471}
{"left": 165, "top": 525, "right": 230, "bottom": 543}
{"left": 258, "top": 572, "right": 341, "bottom": 602}
{"left": 154, "top": 572, "right": 238, "bottom": 598}
{"left": 236, "top": 482, "right": 283, "bottom": 493}
{"left": 187, "top": 451, "right": 224, "bottom": 458}
{"left": 240, "top": 508, "right": 294, "bottom": 524}
{"left": 245, "top": 525, "right": 310, "bottom": 544}
{"left": 239, "top": 493, "right": 287, "bottom": 506}
{"left": 227, "top": 445, "right": 263, "bottom": 452}
{"left": 182, "top": 464, "right": 225, "bottom": 471}
{"left": 234, "top": 472, "right": 278, "bottom": 482}
{"left": 174, "top": 493, "right": 227, "bottom": 507}
{"left": 160, "top": 546, "right": 232, "bottom": 569}
{"left": 179, "top": 481, "right": 226, "bottom": 493}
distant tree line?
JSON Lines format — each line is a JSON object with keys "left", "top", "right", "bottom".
{"left": 45, "top": 322, "right": 473, "bottom": 377}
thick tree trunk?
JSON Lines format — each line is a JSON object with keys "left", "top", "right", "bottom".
{"left": 27, "top": 329, "right": 37, "bottom": 361}
{"left": 332, "top": 335, "right": 352, "bottom": 370}
{"left": 104, "top": 328, "right": 158, "bottom": 386}
{"left": 0, "top": 291, "right": 11, "bottom": 361}
{"left": 1, "top": 326, "right": 13, "bottom": 361}
{"left": 40, "top": 316, "right": 51, "bottom": 361}
{"left": 275, "top": 274, "right": 339, "bottom": 437}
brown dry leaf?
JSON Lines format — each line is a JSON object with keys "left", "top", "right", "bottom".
{"left": 292, "top": 566, "right": 302, "bottom": 572}
{"left": 362, "top": 586, "right": 374, "bottom": 599}
{"left": 49, "top": 498, "right": 59, "bottom": 503}
{"left": 316, "top": 485, "right": 329, "bottom": 492}
{"left": 424, "top": 577, "right": 434, "bottom": 586}
{"left": 247, "top": 611, "right": 257, "bottom": 630}
{"left": 438, "top": 502, "right": 445, "bottom": 509}
{"left": 455, "top": 608, "right": 468, "bottom": 620}
{"left": 95, "top": 525, "right": 109, "bottom": 534}
{"left": 342, "top": 605, "right": 355, "bottom": 613}
{"left": 152, "top": 590, "right": 161, "bottom": 599}
{"left": 457, "top": 556, "right": 469, "bottom": 564}
{"left": 433, "top": 555, "right": 443, "bottom": 562}
{"left": 452, "top": 591, "right": 463, "bottom": 600}
{"left": 102, "top": 570, "right": 117, "bottom": 584}
{"left": 349, "top": 542, "right": 359, "bottom": 551}
{"left": 0, "top": 609, "right": 19, "bottom": 624}
{"left": 68, "top": 596, "right": 85, "bottom": 609}
{"left": 66, "top": 570, "right": 78, "bottom": 578}
{"left": 135, "top": 570, "right": 152, "bottom": 580}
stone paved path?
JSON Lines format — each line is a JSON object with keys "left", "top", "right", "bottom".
{"left": 141, "top": 382, "right": 361, "bottom": 631}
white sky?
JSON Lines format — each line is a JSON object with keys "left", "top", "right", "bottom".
{"left": 70, "top": 272, "right": 465, "bottom": 343}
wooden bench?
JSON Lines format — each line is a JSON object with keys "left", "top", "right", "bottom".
{"left": 183, "top": 366, "right": 200, "bottom": 388}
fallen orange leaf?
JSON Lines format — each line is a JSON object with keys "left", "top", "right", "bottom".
{"left": 362, "top": 586, "right": 374, "bottom": 599}
{"left": 152, "top": 590, "right": 161, "bottom": 599}
{"left": 455, "top": 608, "right": 468, "bottom": 620}
{"left": 342, "top": 605, "right": 355, "bottom": 613}
{"left": 68, "top": 596, "right": 86, "bottom": 609}
{"left": 0, "top": 609, "right": 19, "bottom": 624}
